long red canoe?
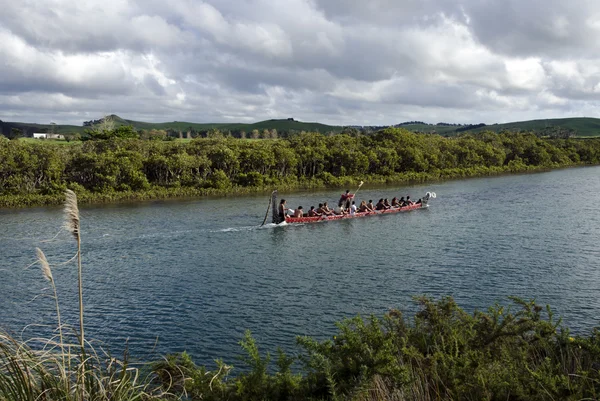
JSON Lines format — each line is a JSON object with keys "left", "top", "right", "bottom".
{"left": 285, "top": 201, "right": 426, "bottom": 223}
{"left": 269, "top": 191, "right": 436, "bottom": 225}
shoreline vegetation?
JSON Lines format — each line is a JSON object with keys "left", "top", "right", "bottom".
{"left": 2, "top": 127, "right": 600, "bottom": 208}
{"left": 3, "top": 191, "right": 600, "bottom": 400}
{"left": 5, "top": 296, "right": 600, "bottom": 401}
{"left": 0, "top": 164, "right": 580, "bottom": 209}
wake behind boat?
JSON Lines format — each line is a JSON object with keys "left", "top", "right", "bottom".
{"left": 264, "top": 189, "right": 436, "bottom": 225}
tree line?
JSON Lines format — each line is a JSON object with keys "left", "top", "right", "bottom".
{"left": 1, "top": 127, "right": 600, "bottom": 206}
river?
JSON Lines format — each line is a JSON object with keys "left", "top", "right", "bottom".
{"left": 1, "top": 166, "right": 600, "bottom": 367}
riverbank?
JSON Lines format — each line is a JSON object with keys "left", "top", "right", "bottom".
{"left": 0, "top": 163, "right": 588, "bottom": 208}
{"left": 2, "top": 128, "right": 600, "bottom": 208}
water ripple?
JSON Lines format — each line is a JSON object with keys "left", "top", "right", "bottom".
{"left": 2, "top": 167, "right": 600, "bottom": 366}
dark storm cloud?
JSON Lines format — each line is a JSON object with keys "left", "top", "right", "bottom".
{"left": 1, "top": 0, "right": 599, "bottom": 125}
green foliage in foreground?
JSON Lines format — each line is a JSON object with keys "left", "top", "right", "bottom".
{"left": 151, "top": 297, "right": 600, "bottom": 401}
{"left": 4, "top": 297, "right": 600, "bottom": 401}
{"left": 2, "top": 128, "right": 600, "bottom": 207}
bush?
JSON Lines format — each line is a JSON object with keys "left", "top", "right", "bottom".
{"left": 149, "top": 297, "right": 600, "bottom": 401}
{"left": 208, "top": 169, "right": 232, "bottom": 189}
{"left": 235, "top": 172, "right": 265, "bottom": 187}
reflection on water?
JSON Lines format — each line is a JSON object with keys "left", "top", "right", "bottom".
{"left": 1, "top": 166, "right": 600, "bottom": 366}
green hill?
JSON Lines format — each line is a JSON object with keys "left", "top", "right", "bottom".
{"left": 2, "top": 115, "right": 600, "bottom": 138}
{"left": 399, "top": 118, "right": 600, "bottom": 137}
{"left": 96, "top": 115, "right": 342, "bottom": 134}
{"left": 471, "top": 117, "right": 600, "bottom": 137}
{"left": 0, "top": 121, "right": 86, "bottom": 137}
{"left": 0, "top": 115, "right": 342, "bottom": 137}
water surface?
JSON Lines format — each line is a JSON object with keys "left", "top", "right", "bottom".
{"left": 1, "top": 167, "right": 600, "bottom": 366}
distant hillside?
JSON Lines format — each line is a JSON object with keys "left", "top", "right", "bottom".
{"left": 0, "top": 121, "right": 85, "bottom": 137}
{"left": 471, "top": 118, "right": 600, "bottom": 137}
{"left": 2, "top": 115, "right": 600, "bottom": 138}
{"left": 0, "top": 115, "right": 342, "bottom": 138}
{"left": 104, "top": 115, "right": 342, "bottom": 135}
{"left": 393, "top": 118, "right": 600, "bottom": 137}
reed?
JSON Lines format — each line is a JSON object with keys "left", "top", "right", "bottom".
{"left": 0, "top": 330, "right": 157, "bottom": 401}
{"left": 63, "top": 188, "right": 86, "bottom": 400}
{"left": 36, "top": 247, "right": 65, "bottom": 366}
{"left": 0, "top": 189, "right": 165, "bottom": 401}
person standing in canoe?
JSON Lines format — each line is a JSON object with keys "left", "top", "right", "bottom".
{"left": 338, "top": 189, "right": 355, "bottom": 211}
{"left": 278, "top": 199, "right": 288, "bottom": 223}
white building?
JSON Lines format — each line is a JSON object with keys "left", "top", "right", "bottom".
{"left": 33, "top": 133, "right": 64, "bottom": 139}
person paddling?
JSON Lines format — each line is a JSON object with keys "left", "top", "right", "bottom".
{"left": 308, "top": 206, "right": 321, "bottom": 217}
{"left": 376, "top": 198, "right": 389, "bottom": 210}
{"left": 293, "top": 206, "right": 304, "bottom": 218}
{"left": 349, "top": 201, "right": 357, "bottom": 215}
{"left": 322, "top": 201, "right": 339, "bottom": 215}
{"left": 318, "top": 202, "right": 334, "bottom": 216}
{"left": 366, "top": 200, "right": 375, "bottom": 212}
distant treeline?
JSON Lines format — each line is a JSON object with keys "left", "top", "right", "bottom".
{"left": 1, "top": 128, "right": 600, "bottom": 206}
{"left": 455, "top": 123, "right": 487, "bottom": 132}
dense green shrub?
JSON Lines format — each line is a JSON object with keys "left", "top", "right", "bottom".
{"left": 150, "top": 297, "right": 600, "bottom": 401}
{"left": 2, "top": 128, "right": 600, "bottom": 206}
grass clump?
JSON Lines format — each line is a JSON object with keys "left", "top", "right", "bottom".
{"left": 0, "top": 332, "right": 157, "bottom": 401}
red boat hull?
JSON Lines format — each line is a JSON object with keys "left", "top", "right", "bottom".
{"left": 284, "top": 202, "right": 426, "bottom": 224}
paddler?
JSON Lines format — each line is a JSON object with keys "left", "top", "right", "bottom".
{"left": 293, "top": 206, "right": 304, "bottom": 217}
{"left": 308, "top": 206, "right": 321, "bottom": 217}
{"left": 338, "top": 189, "right": 355, "bottom": 211}
{"left": 322, "top": 201, "right": 338, "bottom": 215}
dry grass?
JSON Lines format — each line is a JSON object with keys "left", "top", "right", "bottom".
{"left": 0, "top": 189, "right": 167, "bottom": 401}
{"left": 0, "top": 330, "right": 160, "bottom": 401}
{"left": 63, "top": 189, "right": 80, "bottom": 239}
{"left": 64, "top": 189, "right": 86, "bottom": 399}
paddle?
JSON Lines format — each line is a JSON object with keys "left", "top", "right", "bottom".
{"left": 354, "top": 180, "right": 364, "bottom": 197}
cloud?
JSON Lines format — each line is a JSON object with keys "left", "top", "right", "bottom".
{"left": 1, "top": 0, "right": 600, "bottom": 126}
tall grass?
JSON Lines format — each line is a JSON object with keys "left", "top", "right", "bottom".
{"left": 64, "top": 188, "right": 86, "bottom": 399}
{"left": 0, "top": 190, "right": 162, "bottom": 401}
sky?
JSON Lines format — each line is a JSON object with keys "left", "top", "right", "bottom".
{"left": 1, "top": 0, "right": 600, "bottom": 126}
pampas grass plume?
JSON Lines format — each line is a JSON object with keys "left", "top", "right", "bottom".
{"left": 37, "top": 247, "right": 53, "bottom": 282}
{"left": 64, "top": 189, "right": 80, "bottom": 239}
